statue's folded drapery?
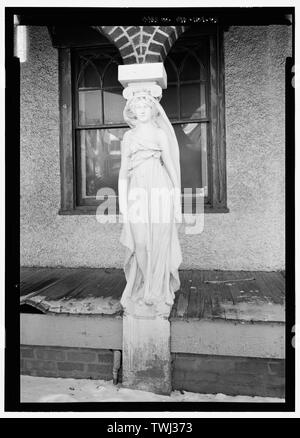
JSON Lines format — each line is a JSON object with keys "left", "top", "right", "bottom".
{"left": 120, "top": 132, "right": 182, "bottom": 316}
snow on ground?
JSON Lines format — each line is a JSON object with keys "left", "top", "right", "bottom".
{"left": 21, "top": 376, "right": 284, "bottom": 403}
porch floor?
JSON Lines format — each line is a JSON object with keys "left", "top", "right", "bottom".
{"left": 20, "top": 267, "right": 285, "bottom": 323}
{"left": 20, "top": 267, "right": 286, "bottom": 396}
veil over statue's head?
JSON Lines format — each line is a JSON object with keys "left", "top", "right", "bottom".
{"left": 123, "top": 83, "right": 181, "bottom": 192}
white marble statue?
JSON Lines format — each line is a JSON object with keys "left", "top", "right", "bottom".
{"left": 118, "top": 85, "right": 182, "bottom": 318}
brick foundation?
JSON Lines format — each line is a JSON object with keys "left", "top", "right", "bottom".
{"left": 172, "top": 353, "right": 285, "bottom": 398}
{"left": 20, "top": 345, "right": 285, "bottom": 398}
{"left": 20, "top": 345, "right": 118, "bottom": 380}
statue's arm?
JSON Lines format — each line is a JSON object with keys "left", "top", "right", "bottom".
{"left": 158, "top": 129, "right": 180, "bottom": 190}
{"left": 158, "top": 129, "right": 182, "bottom": 222}
{"left": 118, "top": 132, "right": 129, "bottom": 216}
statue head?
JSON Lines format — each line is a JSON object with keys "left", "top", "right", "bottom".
{"left": 124, "top": 94, "right": 160, "bottom": 127}
{"left": 123, "top": 84, "right": 162, "bottom": 128}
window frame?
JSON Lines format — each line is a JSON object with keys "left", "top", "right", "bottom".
{"left": 72, "top": 46, "right": 126, "bottom": 208}
{"left": 58, "top": 25, "right": 228, "bottom": 215}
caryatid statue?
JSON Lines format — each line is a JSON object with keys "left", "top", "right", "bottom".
{"left": 117, "top": 63, "right": 182, "bottom": 394}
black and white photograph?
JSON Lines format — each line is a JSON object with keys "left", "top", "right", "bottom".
{"left": 2, "top": 3, "right": 296, "bottom": 417}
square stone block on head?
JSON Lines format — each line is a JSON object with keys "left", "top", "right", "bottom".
{"left": 118, "top": 62, "right": 167, "bottom": 89}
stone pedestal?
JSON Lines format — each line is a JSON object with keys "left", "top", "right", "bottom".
{"left": 122, "top": 311, "right": 172, "bottom": 395}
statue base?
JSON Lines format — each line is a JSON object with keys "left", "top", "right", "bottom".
{"left": 122, "top": 310, "right": 172, "bottom": 396}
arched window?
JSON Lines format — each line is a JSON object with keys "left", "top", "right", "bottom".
{"left": 57, "top": 25, "right": 227, "bottom": 214}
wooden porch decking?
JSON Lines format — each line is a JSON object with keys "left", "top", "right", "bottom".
{"left": 20, "top": 267, "right": 286, "bottom": 391}
{"left": 20, "top": 267, "right": 285, "bottom": 323}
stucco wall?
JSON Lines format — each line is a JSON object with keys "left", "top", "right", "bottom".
{"left": 20, "top": 25, "right": 291, "bottom": 270}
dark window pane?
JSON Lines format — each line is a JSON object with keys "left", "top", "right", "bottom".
{"left": 78, "top": 58, "right": 101, "bottom": 88}
{"left": 164, "top": 57, "right": 178, "bottom": 83}
{"left": 180, "top": 83, "right": 201, "bottom": 120}
{"left": 103, "top": 88, "right": 126, "bottom": 124}
{"left": 169, "top": 49, "right": 187, "bottom": 71}
{"left": 160, "top": 86, "right": 178, "bottom": 119}
{"left": 93, "top": 55, "right": 111, "bottom": 79}
{"left": 174, "top": 123, "right": 208, "bottom": 197}
{"left": 194, "top": 44, "right": 209, "bottom": 81}
{"left": 77, "top": 128, "right": 128, "bottom": 198}
{"left": 103, "top": 61, "right": 120, "bottom": 87}
{"left": 78, "top": 90, "right": 102, "bottom": 125}
{"left": 180, "top": 53, "right": 201, "bottom": 81}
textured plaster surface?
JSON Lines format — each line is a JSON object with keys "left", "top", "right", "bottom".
{"left": 20, "top": 26, "right": 291, "bottom": 270}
